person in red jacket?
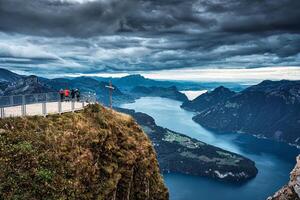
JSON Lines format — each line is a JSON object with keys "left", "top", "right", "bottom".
{"left": 64, "top": 88, "right": 70, "bottom": 101}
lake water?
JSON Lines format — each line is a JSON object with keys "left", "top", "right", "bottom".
{"left": 121, "top": 97, "right": 300, "bottom": 200}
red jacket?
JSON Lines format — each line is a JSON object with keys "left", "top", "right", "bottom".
{"left": 65, "top": 89, "right": 70, "bottom": 97}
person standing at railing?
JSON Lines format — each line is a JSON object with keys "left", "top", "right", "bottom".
{"left": 59, "top": 89, "right": 65, "bottom": 102}
{"left": 64, "top": 88, "right": 70, "bottom": 102}
{"left": 75, "top": 89, "right": 80, "bottom": 102}
{"left": 71, "top": 89, "right": 75, "bottom": 101}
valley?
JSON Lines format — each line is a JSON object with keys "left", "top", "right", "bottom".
{"left": 121, "top": 97, "right": 300, "bottom": 200}
{"left": 117, "top": 107, "right": 258, "bottom": 182}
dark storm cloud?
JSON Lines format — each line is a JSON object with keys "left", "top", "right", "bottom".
{"left": 0, "top": 0, "right": 136, "bottom": 37}
{"left": 1, "top": 0, "right": 299, "bottom": 37}
{"left": 216, "top": 0, "right": 300, "bottom": 33}
{"left": 0, "top": 0, "right": 299, "bottom": 74}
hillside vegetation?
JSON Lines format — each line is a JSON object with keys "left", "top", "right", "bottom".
{"left": 0, "top": 104, "right": 168, "bottom": 200}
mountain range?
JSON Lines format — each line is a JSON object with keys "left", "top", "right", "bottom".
{"left": 43, "top": 76, "right": 134, "bottom": 105}
{"left": 93, "top": 74, "right": 249, "bottom": 91}
{"left": 1, "top": 68, "right": 300, "bottom": 148}
{"left": 131, "top": 85, "right": 188, "bottom": 102}
{"left": 183, "top": 80, "right": 300, "bottom": 146}
{"left": 0, "top": 68, "right": 133, "bottom": 105}
{"left": 0, "top": 68, "right": 191, "bottom": 105}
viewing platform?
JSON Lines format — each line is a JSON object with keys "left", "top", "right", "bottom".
{"left": 0, "top": 92, "right": 96, "bottom": 118}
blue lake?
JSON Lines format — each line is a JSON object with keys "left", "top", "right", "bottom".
{"left": 121, "top": 97, "right": 300, "bottom": 200}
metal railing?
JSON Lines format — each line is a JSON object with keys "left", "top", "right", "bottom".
{"left": 0, "top": 92, "right": 97, "bottom": 118}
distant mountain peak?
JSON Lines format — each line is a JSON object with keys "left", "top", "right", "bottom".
{"left": 0, "top": 68, "right": 22, "bottom": 82}
{"left": 181, "top": 86, "right": 235, "bottom": 112}
{"left": 122, "top": 74, "right": 145, "bottom": 79}
{"left": 214, "top": 86, "right": 233, "bottom": 93}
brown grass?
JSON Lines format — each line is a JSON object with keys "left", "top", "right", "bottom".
{"left": 0, "top": 104, "right": 168, "bottom": 200}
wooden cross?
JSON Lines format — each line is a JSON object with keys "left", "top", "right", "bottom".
{"left": 105, "top": 80, "right": 115, "bottom": 109}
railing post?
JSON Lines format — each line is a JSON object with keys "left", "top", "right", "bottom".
{"left": 21, "top": 95, "right": 26, "bottom": 117}
{"left": 71, "top": 100, "right": 75, "bottom": 112}
{"left": 42, "top": 102, "right": 47, "bottom": 116}
{"left": 9, "top": 96, "right": 13, "bottom": 106}
{"left": 42, "top": 93, "right": 47, "bottom": 117}
{"left": 0, "top": 107, "right": 4, "bottom": 118}
{"left": 58, "top": 100, "right": 62, "bottom": 114}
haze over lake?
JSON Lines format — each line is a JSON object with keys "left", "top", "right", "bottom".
{"left": 121, "top": 97, "right": 300, "bottom": 200}
{"left": 180, "top": 90, "right": 208, "bottom": 100}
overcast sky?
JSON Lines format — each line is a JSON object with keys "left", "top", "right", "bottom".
{"left": 0, "top": 0, "right": 300, "bottom": 81}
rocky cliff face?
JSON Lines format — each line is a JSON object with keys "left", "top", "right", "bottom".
{"left": 268, "top": 156, "right": 300, "bottom": 200}
{"left": 0, "top": 104, "right": 168, "bottom": 200}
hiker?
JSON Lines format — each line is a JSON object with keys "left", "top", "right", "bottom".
{"left": 75, "top": 89, "right": 80, "bottom": 102}
{"left": 64, "top": 88, "right": 70, "bottom": 101}
{"left": 71, "top": 89, "right": 75, "bottom": 101}
{"left": 59, "top": 89, "right": 64, "bottom": 102}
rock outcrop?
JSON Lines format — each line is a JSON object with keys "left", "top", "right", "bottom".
{"left": 268, "top": 156, "right": 300, "bottom": 200}
{"left": 0, "top": 104, "right": 168, "bottom": 200}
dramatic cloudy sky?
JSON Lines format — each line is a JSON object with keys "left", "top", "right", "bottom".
{"left": 0, "top": 0, "right": 300, "bottom": 81}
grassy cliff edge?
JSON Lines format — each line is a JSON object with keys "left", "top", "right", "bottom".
{"left": 0, "top": 104, "right": 168, "bottom": 200}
